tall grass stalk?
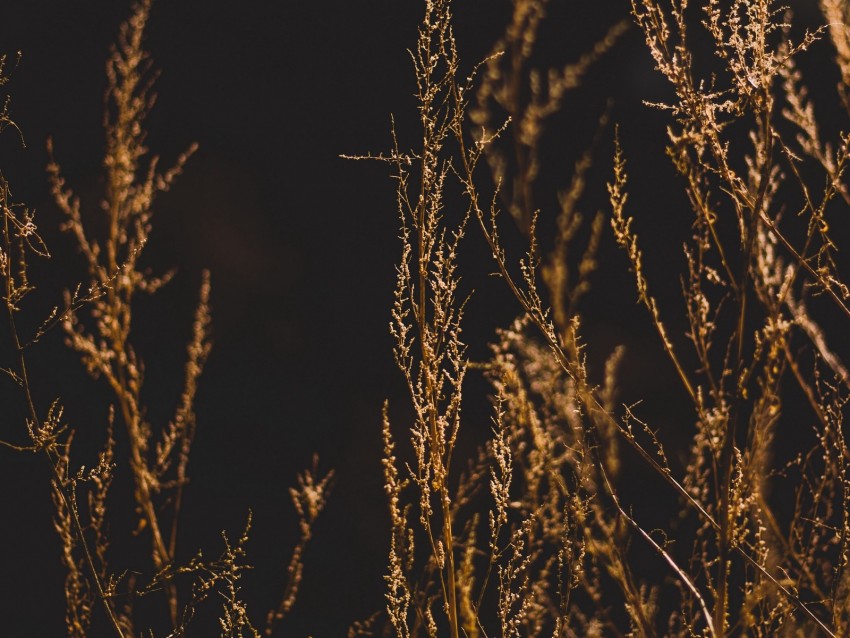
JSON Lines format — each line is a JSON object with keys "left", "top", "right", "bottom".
{"left": 362, "top": 0, "right": 850, "bottom": 635}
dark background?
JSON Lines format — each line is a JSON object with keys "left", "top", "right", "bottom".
{"left": 0, "top": 0, "right": 838, "bottom": 635}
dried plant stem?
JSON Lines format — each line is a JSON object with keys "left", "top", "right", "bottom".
{"left": 600, "top": 465, "right": 717, "bottom": 638}
{"left": 361, "top": 0, "right": 850, "bottom": 634}
{"left": 264, "top": 462, "right": 333, "bottom": 636}
{"left": 417, "top": 195, "right": 461, "bottom": 638}
{"left": 1, "top": 206, "right": 125, "bottom": 637}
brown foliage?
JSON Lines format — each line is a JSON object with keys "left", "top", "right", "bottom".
{"left": 360, "top": 0, "right": 850, "bottom": 636}
{"left": 0, "top": 2, "right": 330, "bottom": 636}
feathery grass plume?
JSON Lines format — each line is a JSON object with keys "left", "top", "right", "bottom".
{"left": 470, "top": 0, "right": 627, "bottom": 237}
{"left": 820, "top": 0, "right": 850, "bottom": 113}
{"left": 382, "top": 3, "right": 469, "bottom": 635}
{"left": 356, "top": 0, "right": 677, "bottom": 635}
{"left": 47, "top": 0, "right": 207, "bottom": 626}
{"left": 264, "top": 459, "right": 334, "bottom": 637}
{"left": 10, "top": 0, "right": 850, "bottom": 633}
{"left": 614, "top": 0, "right": 850, "bottom": 633}
{"left": 51, "top": 418, "right": 128, "bottom": 637}
{"left": 44, "top": 1, "right": 332, "bottom": 634}
{"left": 0, "top": 51, "right": 130, "bottom": 638}
{"left": 366, "top": 0, "right": 850, "bottom": 635}
{"left": 0, "top": 1, "right": 331, "bottom": 635}
{"left": 459, "top": 3, "right": 671, "bottom": 634}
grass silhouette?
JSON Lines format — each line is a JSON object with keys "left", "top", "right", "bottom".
{"left": 3, "top": 0, "right": 850, "bottom": 635}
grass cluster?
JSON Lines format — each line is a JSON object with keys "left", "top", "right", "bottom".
{"left": 361, "top": 0, "right": 850, "bottom": 635}
{"left": 4, "top": 0, "right": 850, "bottom": 636}
{"left": 1, "top": 2, "right": 330, "bottom": 636}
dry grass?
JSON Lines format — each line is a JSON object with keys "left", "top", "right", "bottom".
{"left": 1, "top": 2, "right": 330, "bottom": 636}
{"left": 357, "top": 0, "right": 850, "bottom": 636}
{"left": 5, "top": 0, "right": 850, "bottom": 636}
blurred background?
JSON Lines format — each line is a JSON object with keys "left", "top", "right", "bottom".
{"left": 0, "top": 0, "right": 838, "bottom": 634}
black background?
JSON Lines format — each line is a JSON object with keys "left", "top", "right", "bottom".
{"left": 0, "top": 0, "right": 838, "bottom": 635}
